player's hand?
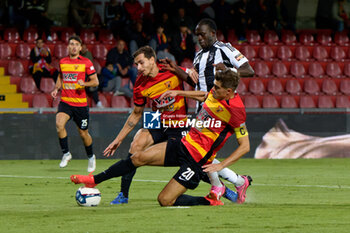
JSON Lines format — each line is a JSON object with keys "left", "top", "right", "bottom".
{"left": 213, "top": 63, "right": 228, "bottom": 71}
{"left": 51, "top": 88, "right": 58, "bottom": 99}
{"left": 187, "top": 68, "right": 198, "bottom": 84}
{"left": 159, "top": 58, "right": 176, "bottom": 72}
{"left": 103, "top": 139, "right": 122, "bottom": 157}
{"left": 77, "top": 80, "right": 85, "bottom": 86}
{"left": 202, "top": 162, "right": 224, "bottom": 173}
{"left": 159, "top": 90, "right": 178, "bottom": 100}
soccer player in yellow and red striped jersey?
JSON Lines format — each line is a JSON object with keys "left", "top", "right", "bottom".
{"left": 71, "top": 69, "right": 251, "bottom": 206}
{"left": 51, "top": 36, "right": 99, "bottom": 173}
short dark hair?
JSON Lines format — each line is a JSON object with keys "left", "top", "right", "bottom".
{"left": 215, "top": 69, "right": 240, "bottom": 90}
{"left": 198, "top": 18, "right": 217, "bottom": 32}
{"left": 68, "top": 35, "right": 82, "bottom": 44}
{"left": 133, "top": 45, "right": 156, "bottom": 59}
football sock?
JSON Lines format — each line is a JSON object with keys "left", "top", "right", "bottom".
{"left": 173, "top": 194, "right": 210, "bottom": 206}
{"left": 85, "top": 144, "right": 94, "bottom": 158}
{"left": 59, "top": 136, "right": 69, "bottom": 154}
{"left": 207, "top": 172, "right": 223, "bottom": 187}
{"left": 214, "top": 158, "right": 240, "bottom": 185}
{"left": 120, "top": 153, "right": 136, "bottom": 198}
{"left": 94, "top": 157, "right": 136, "bottom": 184}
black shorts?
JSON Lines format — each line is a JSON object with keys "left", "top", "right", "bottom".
{"left": 148, "top": 126, "right": 189, "bottom": 144}
{"left": 165, "top": 138, "right": 206, "bottom": 190}
{"left": 58, "top": 101, "right": 90, "bottom": 130}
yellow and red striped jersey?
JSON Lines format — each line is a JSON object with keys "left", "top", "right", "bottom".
{"left": 59, "top": 55, "right": 96, "bottom": 107}
{"left": 182, "top": 90, "right": 247, "bottom": 165}
{"left": 133, "top": 65, "right": 188, "bottom": 125}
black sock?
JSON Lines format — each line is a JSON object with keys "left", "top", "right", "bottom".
{"left": 85, "top": 144, "right": 93, "bottom": 158}
{"left": 173, "top": 194, "right": 210, "bottom": 206}
{"left": 120, "top": 153, "right": 136, "bottom": 198}
{"left": 94, "top": 157, "right": 136, "bottom": 184}
{"left": 59, "top": 136, "right": 69, "bottom": 154}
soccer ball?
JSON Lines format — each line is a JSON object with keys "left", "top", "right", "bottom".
{"left": 75, "top": 186, "right": 101, "bottom": 207}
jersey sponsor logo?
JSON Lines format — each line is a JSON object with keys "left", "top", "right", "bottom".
{"left": 235, "top": 53, "right": 244, "bottom": 61}
{"left": 143, "top": 110, "right": 161, "bottom": 129}
{"left": 153, "top": 96, "right": 176, "bottom": 108}
{"left": 63, "top": 73, "right": 78, "bottom": 82}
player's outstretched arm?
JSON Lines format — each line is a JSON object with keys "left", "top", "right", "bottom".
{"left": 159, "top": 58, "right": 198, "bottom": 86}
{"left": 160, "top": 90, "right": 208, "bottom": 102}
{"left": 103, "top": 105, "right": 145, "bottom": 157}
{"left": 202, "top": 130, "right": 250, "bottom": 173}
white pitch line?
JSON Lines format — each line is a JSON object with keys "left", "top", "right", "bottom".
{"left": 0, "top": 174, "right": 350, "bottom": 190}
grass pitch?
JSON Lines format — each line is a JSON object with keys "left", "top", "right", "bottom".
{"left": 1, "top": 158, "right": 350, "bottom": 233}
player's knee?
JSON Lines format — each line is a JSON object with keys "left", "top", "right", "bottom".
{"left": 130, "top": 152, "right": 145, "bottom": 166}
{"left": 157, "top": 193, "right": 174, "bottom": 206}
{"left": 129, "top": 140, "right": 142, "bottom": 154}
{"left": 55, "top": 122, "right": 65, "bottom": 132}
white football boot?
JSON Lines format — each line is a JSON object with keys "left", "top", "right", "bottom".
{"left": 87, "top": 155, "right": 96, "bottom": 172}
{"left": 59, "top": 152, "right": 72, "bottom": 168}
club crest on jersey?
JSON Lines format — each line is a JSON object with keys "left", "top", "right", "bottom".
{"left": 216, "top": 106, "right": 224, "bottom": 113}
{"left": 74, "top": 65, "right": 79, "bottom": 70}
{"left": 164, "top": 81, "right": 172, "bottom": 88}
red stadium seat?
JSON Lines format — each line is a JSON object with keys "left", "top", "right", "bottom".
{"left": 8, "top": 60, "right": 25, "bottom": 76}
{"left": 299, "top": 32, "right": 314, "bottom": 45}
{"left": 326, "top": 62, "right": 342, "bottom": 78}
{"left": 60, "top": 28, "right": 75, "bottom": 43}
{"left": 330, "top": 46, "right": 346, "bottom": 61}
{"left": 20, "top": 77, "right": 38, "bottom": 93}
{"left": 299, "top": 95, "right": 316, "bottom": 108}
{"left": 92, "top": 44, "right": 108, "bottom": 60}
{"left": 236, "top": 81, "right": 247, "bottom": 95}
{"left": 240, "top": 45, "right": 257, "bottom": 61}
{"left": 248, "top": 79, "right": 265, "bottom": 95}
{"left": 340, "top": 79, "right": 350, "bottom": 95}
{"left": 295, "top": 46, "right": 312, "bottom": 61}
{"left": 267, "top": 79, "right": 284, "bottom": 95}
{"left": 343, "top": 63, "right": 350, "bottom": 77}
{"left": 92, "top": 93, "right": 109, "bottom": 107}
{"left": 51, "top": 59, "right": 60, "bottom": 70}
{"left": 281, "top": 30, "right": 297, "bottom": 45}
{"left": 111, "top": 96, "right": 131, "bottom": 108}
{"left": 312, "top": 46, "right": 329, "bottom": 61}
{"left": 216, "top": 30, "right": 225, "bottom": 42}
{"left": 16, "top": 43, "right": 31, "bottom": 59}
{"left": 227, "top": 29, "right": 238, "bottom": 44}
{"left": 52, "top": 95, "right": 61, "bottom": 108}
{"left": 246, "top": 30, "right": 261, "bottom": 45}
{"left": 23, "top": 28, "right": 38, "bottom": 43}
{"left": 244, "top": 95, "right": 261, "bottom": 108}
{"left": 4, "top": 28, "right": 20, "bottom": 43}
{"left": 290, "top": 62, "right": 306, "bottom": 78}
{"left": 304, "top": 79, "right": 320, "bottom": 95}
{"left": 334, "top": 31, "right": 349, "bottom": 46}
{"left": 253, "top": 61, "right": 271, "bottom": 78}
{"left": 264, "top": 30, "right": 280, "bottom": 45}
{"left": 336, "top": 95, "right": 350, "bottom": 108}
{"left": 258, "top": 45, "right": 275, "bottom": 61}
{"left": 92, "top": 60, "right": 101, "bottom": 75}
{"left": 0, "top": 43, "right": 13, "bottom": 59}
{"left": 308, "top": 62, "right": 325, "bottom": 78}
{"left": 32, "top": 94, "right": 50, "bottom": 108}
{"left": 321, "top": 79, "right": 338, "bottom": 95}
{"left": 81, "top": 29, "right": 96, "bottom": 44}
{"left": 272, "top": 61, "right": 288, "bottom": 77}
{"left": 99, "top": 29, "right": 116, "bottom": 44}
{"left": 40, "top": 78, "right": 55, "bottom": 93}
{"left": 285, "top": 79, "right": 302, "bottom": 95}
{"left": 262, "top": 95, "right": 279, "bottom": 108}
{"left": 276, "top": 46, "right": 293, "bottom": 61}
{"left": 316, "top": 32, "right": 332, "bottom": 46}
{"left": 54, "top": 43, "right": 68, "bottom": 59}
{"left": 281, "top": 95, "right": 298, "bottom": 108}
{"left": 318, "top": 95, "right": 334, "bottom": 108}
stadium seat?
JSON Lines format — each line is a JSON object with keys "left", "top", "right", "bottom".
{"left": 316, "top": 32, "right": 332, "bottom": 46}
{"left": 244, "top": 95, "right": 261, "bottom": 108}
{"left": 276, "top": 46, "right": 293, "bottom": 61}
{"left": 0, "top": 43, "right": 13, "bottom": 59}
{"left": 272, "top": 61, "right": 288, "bottom": 77}
{"left": 308, "top": 62, "right": 325, "bottom": 78}
{"left": 32, "top": 94, "right": 50, "bottom": 108}
{"left": 111, "top": 95, "right": 131, "bottom": 108}
{"left": 40, "top": 78, "right": 55, "bottom": 93}
{"left": 52, "top": 95, "right": 61, "bottom": 108}
{"left": 92, "top": 93, "right": 109, "bottom": 107}
{"left": 334, "top": 31, "right": 349, "bottom": 46}
{"left": 240, "top": 45, "right": 257, "bottom": 61}
{"left": 281, "top": 30, "right": 297, "bottom": 45}
{"left": 54, "top": 44, "right": 68, "bottom": 59}
{"left": 8, "top": 60, "right": 25, "bottom": 76}
{"left": 246, "top": 30, "right": 261, "bottom": 45}
{"left": 60, "top": 28, "right": 75, "bottom": 43}
{"left": 299, "top": 95, "right": 316, "bottom": 108}
{"left": 330, "top": 46, "right": 346, "bottom": 61}
{"left": 99, "top": 29, "right": 116, "bottom": 44}
{"left": 336, "top": 95, "right": 350, "bottom": 108}
{"left": 187, "top": 98, "right": 197, "bottom": 109}
{"left": 285, "top": 79, "right": 302, "bottom": 95}
{"left": 23, "top": 28, "right": 38, "bottom": 43}
{"left": 340, "top": 79, "right": 350, "bottom": 95}
{"left": 227, "top": 29, "right": 238, "bottom": 44}
{"left": 326, "top": 62, "right": 342, "bottom": 78}
{"left": 258, "top": 45, "right": 275, "bottom": 61}
{"left": 92, "top": 44, "right": 108, "bottom": 60}
{"left": 236, "top": 80, "right": 247, "bottom": 95}
{"left": 343, "top": 63, "right": 350, "bottom": 77}
{"left": 267, "top": 79, "right": 284, "bottom": 95}
{"left": 290, "top": 62, "right": 306, "bottom": 78}
{"left": 20, "top": 77, "right": 38, "bottom": 93}
{"left": 281, "top": 95, "right": 298, "bottom": 108}
{"left": 321, "top": 79, "right": 338, "bottom": 95}
{"left": 16, "top": 43, "right": 31, "bottom": 59}
{"left": 51, "top": 59, "right": 60, "bottom": 70}
{"left": 248, "top": 79, "right": 265, "bottom": 95}
{"left": 312, "top": 46, "right": 329, "bottom": 61}
{"left": 262, "top": 95, "right": 279, "bottom": 108}
{"left": 295, "top": 46, "right": 312, "bottom": 61}
{"left": 318, "top": 95, "right": 334, "bottom": 108}
{"left": 304, "top": 78, "right": 320, "bottom": 95}
{"left": 299, "top": 32, "right": 314, "bottom": 45}
{"left": 216, "top": 30, "right": 225, "bottom": 42}
{"left": 253, "top": 61, "right": 271, "bottom": 78}
{"left": 92, "top": 60, "right": 101, "bottom": 75}
{"left": 264, "top": 30, "right": 280, "bottom": 45}
{"left": 180, "top": 58, "right": 193, "bottom": 69}
{"left": 81, "top": 29, "right": 96, "bottom": 44}
{"left": 4, "top": 28, "right": 20, "bottom": 43}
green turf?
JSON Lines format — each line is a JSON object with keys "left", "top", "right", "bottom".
{"left": 0, "top": 158, "right": 350, "bottom": 233}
